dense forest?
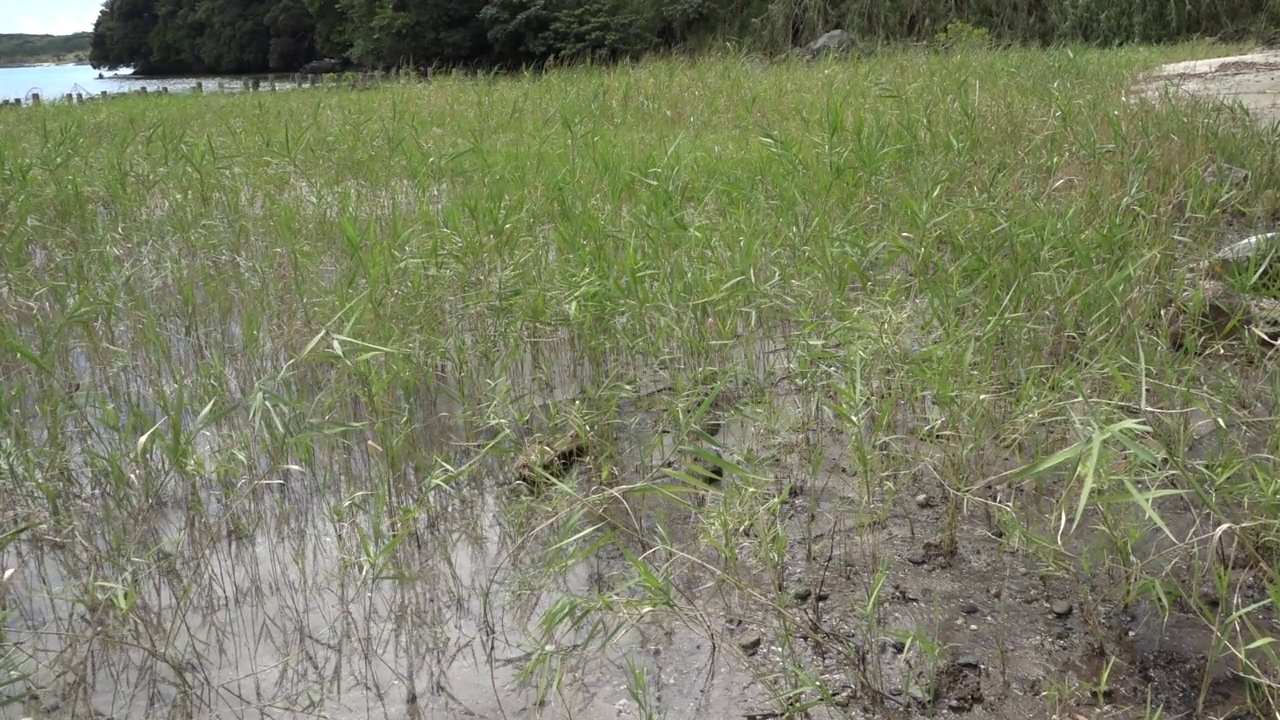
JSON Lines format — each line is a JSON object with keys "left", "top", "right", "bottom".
{"left": 0, "top": 33, "right": 92, "bottom": 67}
{"left": 89, "top": 0, "right": 1280, "bottom": 76}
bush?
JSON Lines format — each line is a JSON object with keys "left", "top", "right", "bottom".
{"left": 933, "top": 20, "right": 990, "bottom": 50}
{"left": 482, "top": 0, "right": 659, "bottom": 66}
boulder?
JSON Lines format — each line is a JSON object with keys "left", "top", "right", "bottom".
{"left": 793, "top": 29, "right": 853, "bottom": 61}
{"left": 299, "top": 58, "right": 345, "bottom": 75}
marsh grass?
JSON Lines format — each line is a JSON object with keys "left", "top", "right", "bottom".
{"left": 2, "top": 39, "right": 1280, "bottom": 718}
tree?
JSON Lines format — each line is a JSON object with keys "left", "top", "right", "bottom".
{"left": 480, "top": 0, "right": 656, "bottom": 67}
{"left": 266, "top": 0, "right": 318, "bottom": 70}
{"left": 90, "top": 0, "right": 160, "bottom": 71}
{"left": 337, "top": 0, "right": 489, "bottom": 70}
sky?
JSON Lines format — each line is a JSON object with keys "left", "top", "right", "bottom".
{"left": 0, "top": 0, "right": 102, "bottom": 35}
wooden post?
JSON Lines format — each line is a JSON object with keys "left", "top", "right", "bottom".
{"left": 251, "top": 78, "right": 260, "bottom": 91}
{"left": 309, "top": 74, "right": 317, "bottom": 88}
{"left": 161, "top": 87, "right": 169, "bottom": 94}
{"left": 242, "top": 79, "right": 250, "bottom": 91}
{"left": 218, "top": 81, "right": 226, "bottom": 92}
{"left": 194, "top": 81, "right": 203, "bottom": 93}
{"left": 269, "top": 79, "right": 277, "bottom": 92}
{"left": 139, "top": 87, "right": 148, "bottom": 95}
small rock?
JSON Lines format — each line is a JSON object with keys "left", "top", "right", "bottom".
{"left": 739, "top": 635, "right": 762, "bottom": 655}
{"left": 906, "top": 551, "right": 928, "bottom": 566}
{"left": 817, "top": 590, "right": 831, "bottom": 602}
{"left": 792, "top": 29, "right": 854, "bottom": 61}
{"left": 888, "top": 639, "right": 906, "bottom": 654}
{"left": 889, "top": 686, "right": 903, "bottom": 696}
{"left": 1205, "top": 162, "right": 1251, "bottom": 187}
{"left": 959, "top": 601, "right": 980, "bottom": 615}
{"left": 1051, "top": 627, "right": 1070, "bottom": 641}
{"left": 903, "top": 588, "right": 922, "bottom": 603}
{"left": 957, "top": 655, "right": 980, "bottom": 669}
{"left": 1050, "top": 600, "right": 1073, "bottom": 617}
{"left": 915, "top": 493, "right": 935, "bottom": 508}
{"left": 792, "top": 587, "right": 813, "bottom": 602}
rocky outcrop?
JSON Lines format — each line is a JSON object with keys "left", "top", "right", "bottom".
{"left": 299, "top": 58, "right": 345, "bottom": 75}
{"left": 793, "top": 29, "right": 854, "bottom": 61}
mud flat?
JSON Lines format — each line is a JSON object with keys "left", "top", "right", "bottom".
{"left": 1135, "top": 49, "right": 1280, "bottom": 126}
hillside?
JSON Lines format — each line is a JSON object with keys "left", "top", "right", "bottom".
{"left": 0, "top": 32, "right": 92, "bottom": 67}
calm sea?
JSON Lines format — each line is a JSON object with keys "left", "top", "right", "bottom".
{"left": 0, "top": 63, "right": 247, "bottom": 103}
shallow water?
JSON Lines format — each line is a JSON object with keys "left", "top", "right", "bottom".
{"left": 0, "top": 64, "right": 252, "bottom": 104}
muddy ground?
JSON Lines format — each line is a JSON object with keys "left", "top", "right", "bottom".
{"left": 486, "top": 52, "right": 1280, "bottom": 720}
{"left": 498, "top": 348, "right": 1273, "bottom": 720}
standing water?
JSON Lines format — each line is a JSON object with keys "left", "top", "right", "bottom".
{"left": 0, "top": 64, "right": 248, "bottom": 103}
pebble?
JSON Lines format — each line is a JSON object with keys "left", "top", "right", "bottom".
{"left": 915, "top": 493, "right": 935, "bottom": 508}
{"left": 739, "top": 635, "right": 762, "bottom": 655}
{"left": 817, "top": 590, "right": 830, "bottom": 601}
{"left": 1051, "top": 600, "right": 1073, "bottom": 617}
{"left": 957, "top": 655, "right": 980, "bottom": 669}
{"left": 906, "top": 551, "right": 928, "bottom": 566}
{"left": 792, "top": 588, "right": 813, "bottom": 602}
{"left": 959, "top": 601, "right": 980, "bottom": 615}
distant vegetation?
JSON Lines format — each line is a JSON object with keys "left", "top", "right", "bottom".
{"left": 0, "top": 33, "right": 92, "bottom": 67}
{"left": 89, "top": 0, "right": 1280, "bottom": 76}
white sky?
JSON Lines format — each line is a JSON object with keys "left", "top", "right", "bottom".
{"left": 0, "top": 0, "right": 103, "bottom": 35}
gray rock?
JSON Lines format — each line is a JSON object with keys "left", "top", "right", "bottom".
{"left": 1050, "top": 600, "right": 1073, "bottom": 617}
{"left": 959, "top": 601, "right": 980, "bottom": 615}
{"left": 1208, "top": 232, "right": 1280, "bottom": 286}
{"left": 739, "top": 635, "right": 762, "bottom": 655}
{"left": 915, "top": 493, "right": 935, "bottom": 508}
{"left": 957, "top": 655, "right": 981, "bottom": 669}
{"left": 1205, "top": 162, "right": 1251, "bottom": 187}
{"left": 792, "top": 587, "right": 813, "bottom": 602}
{"left": 793, "top": 29, "right": 854, "bottom": 61}
{"left": 299, "top": 58, "right": 344, "bottom": 74}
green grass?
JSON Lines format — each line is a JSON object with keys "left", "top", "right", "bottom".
{"left": 2, "top": 40, "right": 1279, "bottom": 718}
